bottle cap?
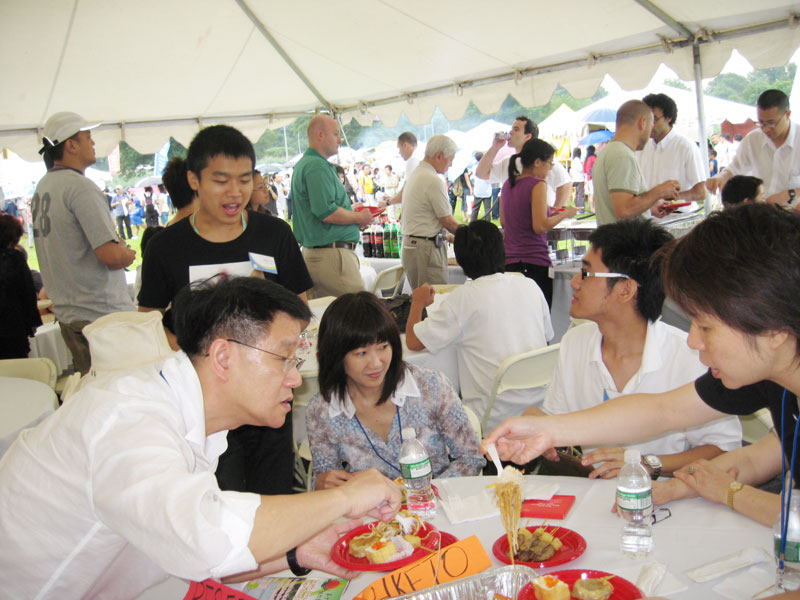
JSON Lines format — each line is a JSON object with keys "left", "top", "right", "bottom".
{"left": 402, "top": 427, "right": 417, "bottom": 439}
{"left": 624, "top": 449, "right": 641, "bottom": 463}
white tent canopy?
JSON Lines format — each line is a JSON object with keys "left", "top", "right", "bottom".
{"left": 538, "top": 104, "right": 584, "bottom": 140}
{"left": 1, "top": 0, "right": 799, "bottom": 160}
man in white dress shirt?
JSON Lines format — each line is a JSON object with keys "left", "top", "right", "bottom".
{"left": 475, "top": 116, "right": 572, "bottom": 209}
{"left": 707, "top": 89, "right": 800, "bottom": 211}
{"left": 385, "top": 131, "right": 421, "bottom": 208}
{"left": 526, "top": 219, "right": 741, "bottom": 480}
{"left": 0, "top": 276, "right": 400, "bottom": 598}
{"left": 638, "top": 93, "right": 708, "bottom": 210}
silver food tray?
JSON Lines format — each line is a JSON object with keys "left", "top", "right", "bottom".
{"left": 393, "top": 565, "right": 538, "bottom": 600}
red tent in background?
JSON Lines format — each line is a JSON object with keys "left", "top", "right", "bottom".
{"left": 721, "top": 119, "right": 757, "bottom": 139}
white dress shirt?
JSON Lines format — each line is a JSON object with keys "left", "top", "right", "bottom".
{"left": 637, "top": 129, "right": 707, "bottom": 193}
{"left": 728, "top": 121, "right": 800, "bottom": 197}
{"left": 0, "top": 352, "right": 260, "bottom": 599}
{"left": 489, "top": 156, "right": 571, "bottom": 206}
{"left": 413, "top": 272, "right": 554, "bottom": 430}
{"left": 541, "top": 320, "right": 742, "bottom": 457}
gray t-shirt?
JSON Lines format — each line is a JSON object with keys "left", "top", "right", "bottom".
{"left": 592, "top": 140, "right": 648, "bottom": 226}
{"left": 32, "top": 169, "right": 134, "bottom": 322}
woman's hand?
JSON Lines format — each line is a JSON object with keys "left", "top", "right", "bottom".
{"left": 673, "top": 459, "right": 739, "bottom": 506}
{"left": 652, "top": 477, "right": 696, "bottom": 506}
{"left": 315, "top": 469, "right": 355, "bottom": 490}
{"left": 561, "top": 206, "right": 579, "bottom": 218}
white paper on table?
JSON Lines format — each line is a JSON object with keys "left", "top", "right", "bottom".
{"left": 685, "top": 546, "right": 773, "bottom": 583}
{"left": 711, "top": 566, "right": 777, "bottom": 600}
{"left": 437, "top": 479, "right": 559, "bottom": 525}
{"left": 616, "top": 562, "right": 687, "bottom": 596}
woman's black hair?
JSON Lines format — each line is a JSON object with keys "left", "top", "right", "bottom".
{"left": 585, "top": 145, "right": 596, "bottom": 158}
{"left": 507, "top": 139, "right": 555, "bottom": 189}
{"left": 0, "top": 214, "right": 23, "bottom": 249}
{"left": 317, "top": 292, "right": 405, "bottom": 406}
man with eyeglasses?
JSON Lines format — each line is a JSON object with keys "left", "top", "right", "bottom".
{"left": 707, "top": 89, "right": 800, "bottom": 211}
{"left": 0, "top": 276, "right": 402, "bottom": 598}
{"left": 523, "top": 219, "right": 741, "bottom": 480}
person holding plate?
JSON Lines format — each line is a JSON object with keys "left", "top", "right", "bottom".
{"left": 306, "top": 292, "right": 485, "bottom": 489}
{"left": 484, "top": 203, "right": 800, "bottom": 528}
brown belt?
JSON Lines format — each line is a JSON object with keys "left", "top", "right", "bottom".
{"left": 310, "top": 241, "right": 356, "bottom": 250}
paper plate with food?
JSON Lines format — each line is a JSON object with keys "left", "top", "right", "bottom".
{"left": 354, "top": 205, "right": 386, "bottom": 217}
{"left": 518, "top": 570, "right": 643, "bottom": 600}
{"left": 492, "top": 524, "right": 586, "bottom": 568}
{"left": 330, "top": 510, "right": 457, "bottom": 572}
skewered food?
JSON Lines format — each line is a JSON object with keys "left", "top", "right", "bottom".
{"left": 515, "top": 526, "right": 563, "bottom": 562}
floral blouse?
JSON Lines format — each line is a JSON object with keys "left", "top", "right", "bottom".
{"left": 305, "top": 364, "right": 485, "bottom": 484}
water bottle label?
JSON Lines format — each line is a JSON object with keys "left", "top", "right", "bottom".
{"left": 775, "top": 536, "right": 800, "bottom": 562}
{"left": 617, "top": 489, "right": 652, "bottom": 511}
{"left": 400, "top": 458, "right": 432, "bottom": 479}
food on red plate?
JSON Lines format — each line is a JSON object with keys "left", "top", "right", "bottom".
{"left": 347, "top": 510, "right": 427, "bottom": 563}
{"left": 530, "top": 574, "right": 570, "bottom": 600}
{"left": 516, "top": 525, "right": 563, "bottom": 562}
{"left": 571, "top": 575, "right": 615, "bottom": 600}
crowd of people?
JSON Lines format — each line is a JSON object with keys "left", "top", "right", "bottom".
{"left": 1, "top": 86, "right": 799, "bottom": 599}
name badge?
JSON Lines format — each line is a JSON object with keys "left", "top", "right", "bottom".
{"left": 249, "top": 252, "right": 278, "bottom": 274}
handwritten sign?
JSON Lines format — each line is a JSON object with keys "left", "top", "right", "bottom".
{"left": 354, "top": 535, "right": 492, "bottom": 600}
{"left": 183, "top": 579, "right": 256, "bottom": 600}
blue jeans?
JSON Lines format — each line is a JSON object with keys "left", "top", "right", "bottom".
{"left": 491, "top": 185, "right": 501, "bottom": 219}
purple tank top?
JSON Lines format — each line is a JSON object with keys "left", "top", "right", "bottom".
{"left": 501, "top": 175, "right": 552, "bottom": 267}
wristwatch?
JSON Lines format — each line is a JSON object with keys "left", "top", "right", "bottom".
{"left": 788, "top": 189, "right": 798, "bottom": 209}
{"left": 727, "top": 481, "right": 744, "bottom": 509}
{"left": 286, "top": 547, "right": 311, "bottom": 576}
{"left": 642, "top": 454, "right": 662, "bottom": 480}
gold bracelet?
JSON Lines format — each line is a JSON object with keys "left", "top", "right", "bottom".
{"left": 727, "top": 481, "right": 744, "bottom": 509}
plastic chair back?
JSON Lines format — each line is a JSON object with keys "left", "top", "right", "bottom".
{"left": 0, "top": 358, "right": 58, "bottom": 390}
{"left": 371, "top": 265, "right": 405, "bottom": 299}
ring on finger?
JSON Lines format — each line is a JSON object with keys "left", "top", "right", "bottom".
{"left": 687, "top": 466, "right": 695, "bottom": 475}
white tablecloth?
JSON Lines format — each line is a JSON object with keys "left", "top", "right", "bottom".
{"left": 28, "top": 321, "right": 72, "bottom": 374}
{"left": 0, "top": 376, "right": 57, "bottom": 457}
{"left": 138, "top": 474, "right": 775, "bottom": 600}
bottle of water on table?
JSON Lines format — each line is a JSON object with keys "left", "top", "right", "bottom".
{"left": 617, "top": 449, "right": 653, "bottom": 557}
{"left": 398, "top": 427, "right": 436, "bottom": 518}
{"left": 775, "top": 494, "right": 800, "bottom": 590}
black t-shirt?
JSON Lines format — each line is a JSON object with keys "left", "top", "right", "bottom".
{"left": 138, "top": 212, "right": 313, "bottom": 311}
{"left": 696, "top": 370, "right": 798, "bottom": 483}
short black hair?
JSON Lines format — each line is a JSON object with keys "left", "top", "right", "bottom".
{"left": 454, "top": 220, "right": 505, "bottom": 279}
{"left": 172, "top": 275, "right": 311, "bottom": 358}
{"left": 722, "top": 175, "right": 763, "bottom": 208}
{"left": 161, "top": 157, "right": 196, "bottom": 209}
{"left": 516, "top": 115, "right": 539, "bottom": 138}
{"left": 317, "top": 292, "right": 405, "bottom": 406}
{"left": 186, "top": 125, "right": 255, "bottom": 181}
{"left": 642, "top": 93, "right": 678, "bottom": 127}
{"left": 757, "top": 89, "right": 790, "bottom": 113}
{"left": 0, "top": 213, "right": 23, "bottom": 248}
{"left": 397, "top": 131, "right": 417, "bottom": 146}
{"left": 588, "top": 219, "right": 673, "bottom": 322}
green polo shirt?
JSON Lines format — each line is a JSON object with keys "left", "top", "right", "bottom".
{"left": 291, "top": 148, "right": 359, "bottom": 247}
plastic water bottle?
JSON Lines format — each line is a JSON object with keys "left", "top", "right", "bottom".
{"left": 398, "top": 427, "right": 436, "bottom": 518}
{"left": 617, "top": 449, "right": 653, "bottom": 557}
{"left": 775, "top": 495, "right": 800, "bottom": 590}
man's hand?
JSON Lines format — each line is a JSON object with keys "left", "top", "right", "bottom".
{"left": 412, "top": 284, "right": 435, "bottom": 308}
{"left": 581, "top": 446, "right": 627, "bottom": 479}
{"left": 315, "top": 469, "right": 355, "bottom": 490}
{"left": 706, "top": 176, "right": 723, "bottom": 195}
{"left": 338, "top": 468, "right": 402, "bottom": 522}
{"left": 654, "top": 180, "right": 680, "bottom": 201}
{"left": 353, "top": 209, "right": 374, "bottom": 227}
{"left": 650, "top": 199, "right": 675, "bottom": 219}
{"left": 481, "top": 416, "right": 554, "bottom": 465}
{"left": 673, "top": 459, "right": 739, "bottom": 506}
{"left": 295, "top": 520, "right": 364, "bottom": 579}
{"left": 490, "top": 135, "right": 507, "bottom": 152}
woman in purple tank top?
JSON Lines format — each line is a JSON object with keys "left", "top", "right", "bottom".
{"left": 500, "top": 139, "right": 577, "bottom": 307}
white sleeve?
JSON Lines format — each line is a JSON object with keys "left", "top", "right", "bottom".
{"left": 541, "top": 334, "right": 572, "bottom": 415}
{"left": 684, "top": 141, "right": 707, "bottom": 188}
{"left": 682, "top": 415, "right": 743, "bottom": 452}
{"left": 413, "top": 299, "right": 462, "bottom": 354}
{"left": 547, "top": 162, "right": 571, "bottom": 189}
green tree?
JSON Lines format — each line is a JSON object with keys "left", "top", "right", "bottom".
{"left": 665, "top": 78, "right": 690, "bottom": 90}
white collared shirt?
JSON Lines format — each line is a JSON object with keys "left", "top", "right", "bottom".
{"left": 637, "top": 128, "right": 707, "bottom": 194}
{"left": 327, "top": 369, "right": 421, "bottom": 419}
{"left": 541, "top": 320, "right": 741, "bottom": 457}
{"left": 489, "top": 156, "right": 571, "bottom": 206}
{"left": 729, "top": 121, "right": 800, "bottom": 197}
{"left": 0, "top": 352, "right": 260, "bottom": 599}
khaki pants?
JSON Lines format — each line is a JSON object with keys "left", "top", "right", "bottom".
{"left": 401, "top": 237, "right": 447, "bottom": 290}
{"left": 59, "top": 320, "right": 92, "bottom": 375}
{"left": 302, "top": 247, "right": 364, "bottom": 299}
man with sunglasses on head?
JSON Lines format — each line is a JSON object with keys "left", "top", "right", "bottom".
{"left": 524, "top": 219, "right": 740, "bottom": 480}
{"left": 707, "top": 89, "right": 800, "bottom": 210}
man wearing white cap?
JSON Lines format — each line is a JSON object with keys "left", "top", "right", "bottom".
{"left": 33, "top": 111, "right": 136, "bottom": 374}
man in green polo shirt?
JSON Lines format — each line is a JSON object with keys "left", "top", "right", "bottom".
{"left": 291, "top": 115, "right": 374, "bottom": 298}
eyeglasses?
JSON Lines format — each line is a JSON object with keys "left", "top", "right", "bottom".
{"left": 226, "top": 338, "right": 305, "bottom": 373}
{"left": 650, "top": 507, "right": 672, "bottom": 525}
{"left": 757, "top": 114, "right": 786, "bottom": 129}
{"left": 580, "top": 268, "right": 635, "bottom": 283}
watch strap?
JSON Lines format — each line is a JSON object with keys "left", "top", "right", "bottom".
{"left": 642, "top": 454, "right": 662, "bottom": 480}
{"left": 286, "top": 547, "right": 311, "bottom": 576}
{"left": 727, "top": 481, "right": 744, "bottom": 509}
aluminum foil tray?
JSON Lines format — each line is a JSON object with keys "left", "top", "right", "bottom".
{"left": 393, "top": 565, "right": 538, "bottom": 600}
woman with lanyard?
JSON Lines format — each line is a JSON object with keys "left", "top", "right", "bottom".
{"left": 306, "top": 292, "right": 485, "bottom": 489}
{"left": 484, "top": 203, "right": 800, "bottom": 536}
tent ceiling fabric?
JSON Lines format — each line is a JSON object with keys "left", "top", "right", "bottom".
{"left": 1, "top": 0, "right": 798, "bottom": 160}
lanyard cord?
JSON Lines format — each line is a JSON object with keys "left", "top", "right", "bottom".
{"left": 780, "top": 389, "right": 800, "bottom": 570}
{"left": 353, "top": 405, "right": 403, "bottom": 475}
{"left": 190, "top": 211, "right": 246, "bottom": 236}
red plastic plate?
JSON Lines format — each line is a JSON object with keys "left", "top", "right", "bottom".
{"left": 518, "top": 569, "right": 643, "bottom": 600}
{"left": 330, "top": 522, "right": 457, "bottom": 572}
{"left": 492, "top": 525, "right": 587, "bottom": 569}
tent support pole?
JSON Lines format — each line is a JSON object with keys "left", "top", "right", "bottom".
{"left": 692, "top": 43, "right": 710, "bottom": 217}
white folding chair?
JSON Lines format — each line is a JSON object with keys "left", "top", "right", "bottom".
{"left": 371, "top": 265, "right": 405, "bottom": 299}
{"left": 482, "top": 344, "right": 561, "bottom": 432}
{"left": 462, "top": 404, "right": 482, "bottom": 443}
{"left": 308, "top": 296, "right": 336, "bottom": 308}
{"left": 740, "top": 408, "right": 774, "bottom": 445}
{"left": 0, "top": 357, "right": 58, "bottom": 390}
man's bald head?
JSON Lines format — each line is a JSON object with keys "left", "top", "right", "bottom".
{"left": 616, "top": 100, "right": 653, "bottom": 151}
{"left": 307, "top": 115, "right": 341, "bottom": 158}
{"left": 616, "top": 100, "right": 652, "bottom": 128}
